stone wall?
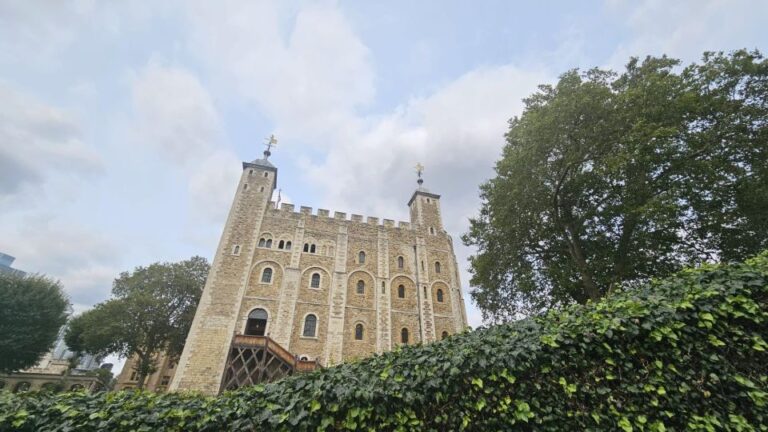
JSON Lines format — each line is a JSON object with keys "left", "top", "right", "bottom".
{"left": 172, "top": 158, "right": 468, "bottom": 394}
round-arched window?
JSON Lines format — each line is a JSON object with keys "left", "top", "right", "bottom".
{"left": 355, "top": 323, "right": 364, "bottom": 340}
{"left": 303, "top": 314, "right": 318, "bottom": 337}
{"left": 398, "top": 284, "right": 405, "bottom": 298}
{"left": 436, "top": 289, "right": 444, "bottom": 303}
{"left": 245, "top": 308, "right": 268, "bottom": 336}
{"left": 261, "top": 268, "right": 273, "bottom": 283}
{"left": 401, "top": 328, "right": 409, "bottom": 344}
{"left": 356, "top": 280, "right": 365, "bottom": 294}
{"left": 310, "top": 273, "right": 321, "bottom": 288}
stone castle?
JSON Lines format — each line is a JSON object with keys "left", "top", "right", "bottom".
{"left": 168, "top": 146, "right": 468, "bottom": 395}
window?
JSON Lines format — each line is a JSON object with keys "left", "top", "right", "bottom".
{"left": 310, "top": 273, "right": 321, "bottom": 288}
{"left": 355, "top": 323, "right": 364, "bottom": 340}
{"left": 278, "top": 240, "right": 285, "bottom": 249}
{"left": 259, "top": 238, "right": 266, "bottom": 247}
{"left": 437, "top": 289, "right": 444, "bottom": 302}
{"left": 249, "top": 169, "right": 253, "bottom": 175}
{"left": 421, "top": 261, "right": 425, "bottom": 271}
{"left": 398, "top": 284, "right": 405, "bottom": 298}
{"left": 264, "top": 172, "right": 268, "bottom": 178}
{"left": 261, "top": 268, "right": 273, "bottom": 283}
{"left": 358, "top": 251, "right": 366, "bottom": 264}
{"left": 310, "top": 244, "right": 316, "bottom": 253}
{"left": 401, "top": 328, "right": 409, "bottom": 344}
{"left": 303, "top": 314, "right": 317, "bottom": 337}
{"left": 260, "top": 186, "right": 265, "bottom": 192}
{"left": 381, "top": 281, "right": 385, "bottom": 294}
{"left": 435, "top": 262, "right": 441, "bottom": 273}
{"left": 430, "top": 227, "right": 435, "bottom": 235}
{"left": 130, "top": 371, "right": 138, "bottom": 381}
{"left": 245, "top": 308, "right": 268, "bottom": 336}
{"left": 265, "top": 239, "right": 272, "bottom": 248}
{"left": 286, "top": 241, "right": 292, "bottom": 250}
{"left": 426, "top": 198, "right": 431, "bottom": 203}
{"left": 243, "top": 183, "right": 248, "bottom": 191}
{"left": 303, "top": 243, "right": 309, "bottom": 252}
{"left": 424, "top": 286, "right": 427, "bottom": 297}
{"left": 397, "top": 256, "right": 404, "bottom": 269}
{"left": 441, "top": 331, "right": 449, "bottom": 340}
{"left": 232, "top": 245, "right": 240, "bottom": 255}
{"left": 160, "top": 376, "right": 170, "bottom": 386}
{"left": 356, "top": 280, "right": 365, "bottom": 294}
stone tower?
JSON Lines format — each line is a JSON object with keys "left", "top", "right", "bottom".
{"left": 170, "top": 150, "right": 468, "bottom": 395}
{"left": 169, "top": 151, "right": 276, "bottom": 394}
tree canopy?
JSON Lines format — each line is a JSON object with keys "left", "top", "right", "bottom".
{"left": 463, "top": 49, "right": 768, "bottom": 322}
{"left": 65, "top": 256, "right": 209, "bottom": 388}
{"left": 0, "top": 272, "right": 69, "bottom": 373}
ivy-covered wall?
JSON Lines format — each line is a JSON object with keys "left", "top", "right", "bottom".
{"left": 2, "top": 252, "right": 767, "bottom": 431}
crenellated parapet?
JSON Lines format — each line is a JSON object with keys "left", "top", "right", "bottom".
{"left": 266, "top": 202, "right": 414, "bottom": 231}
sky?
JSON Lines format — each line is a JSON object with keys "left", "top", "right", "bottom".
{"left": 1, "top": 0, "right": 767, "bottom": 349}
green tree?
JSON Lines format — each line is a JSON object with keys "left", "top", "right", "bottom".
{"left": 0, "top": 272, "right": 69, "bottom": 373}
{"left": 463, "top": 49, "right": 768, "bottom": 322}
{"left": 65, "top": 256, "right": 209, "bottom": 389}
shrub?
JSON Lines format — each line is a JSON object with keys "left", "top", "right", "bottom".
{"left": 2, "top": 253, "right": 767, "bottom": 431}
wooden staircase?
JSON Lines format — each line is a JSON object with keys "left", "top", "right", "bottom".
{"left": 219, "top": 335, "right": 320, "bottom": 393}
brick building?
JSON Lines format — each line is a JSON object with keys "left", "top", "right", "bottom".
{"left": 168, "top": 146, "right": 468, "bottom": 395}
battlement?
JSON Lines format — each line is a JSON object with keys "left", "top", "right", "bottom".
{"left": 268, "top": 202, "right": 412, "bottom": 229}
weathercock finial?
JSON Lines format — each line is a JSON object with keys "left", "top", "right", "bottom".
{"left": 415, "top": 162, "right": 424, "bottom": 187}
{"left": 264, "top": 134, "right": 278, "bottom": 159}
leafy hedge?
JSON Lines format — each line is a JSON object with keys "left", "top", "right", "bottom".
{"left": 2, "top": 253, "right": 767, "bottom": 431}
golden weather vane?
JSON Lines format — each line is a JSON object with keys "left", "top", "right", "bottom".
{"left": 415, "top": 162, "right": 424, "bottom": 186}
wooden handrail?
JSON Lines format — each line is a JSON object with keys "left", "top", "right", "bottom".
{"left": 230, "top": 334, "right": 321, "bottom": 373}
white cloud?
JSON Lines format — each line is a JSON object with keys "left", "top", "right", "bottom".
{"left": 185, "top": 0, "right": 374, "bottom": 143}
{"left": 605, "top": 0, "right": 768, "bottom": 67}
{"left": 0, "top": 216, "right": 121, "bottom": 308}
{"left": 0, "top": 82, "right": 103, "bottom": 201}
{"left": 130, "top": 61, "right": 241, "bottom": 223}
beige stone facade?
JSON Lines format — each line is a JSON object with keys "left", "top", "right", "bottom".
{"left": 170, "top": 154, "right": 468, "bottom": 395}
{"left": 114, "top": 352, "right": 177, "bottom": 392}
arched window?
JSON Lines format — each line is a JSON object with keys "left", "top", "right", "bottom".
{"left": 259, "top": 238, "right": 266, "bottom": 247}
{"left": 358, "top": 251, "right": 366, "bottom": 264}
{"left": 441, "top": 331, "right": 449, "bottom": 340}
{"left": 401, "top": 328, "right": 409, "bottom": 344}
{"left": 435, "top": 262, "right": 441, "bottom": 273}
{"left": 397, "top": 256, "right": 404, "bottom": 269}
{"left": 261, "top": 268, "right": 273, "bottom": 283}
{"left": 286, "top": 241, "right": 292, "bottom": 250}
{"left": 355, "top": 323, "right": 364, "bottom": 340}
{"left": 245, "top": 308, "right": 268, "bottom": 336}
{"left": 310, "top": 273, "right": 321, "bottom": 288}
{"left": 303, "top": 243, "right": 309, "bottom": 252}
{"left": 260, "top": 186, "right": 264, "bottom": 192}
{"left": 398, "top": 284, "right": 405, "bottom": 298}
{"left": 249, "top": 169, "right": 253, "bottom": 175}
{"left": 303, "top": 314, "right": 317, "bottom": 337}
{"left": 278, "top": 240, "right": 285, "bottom": 249}
{"left": 14, "top": 382, "right": 31, "bottom": 393}
{"left": 430, "top": 227, "right": 435, "bottom": 235}
{"left": 265, "top": 239, "right": 272, "bottom": 248}
{"left": 243, "top": 183, "right": 248, "bottom": 191}
{"left": 356, "top": 280, "right": 365, "bottom": 294}
{"left": 232, "top": 245, "right": 240, "bottom": 255}
{"left": 436, "top": 289, "right": 444, "bottom": 302}
{"left": 310, "top": 244, "right": 316, "bottom": 254}
{"left": 263, "top": 172, "right": 268, "bottom": 178}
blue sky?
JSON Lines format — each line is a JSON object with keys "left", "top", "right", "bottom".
{"left": 1, "top": 0, "right": 767, "bottom": 335}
